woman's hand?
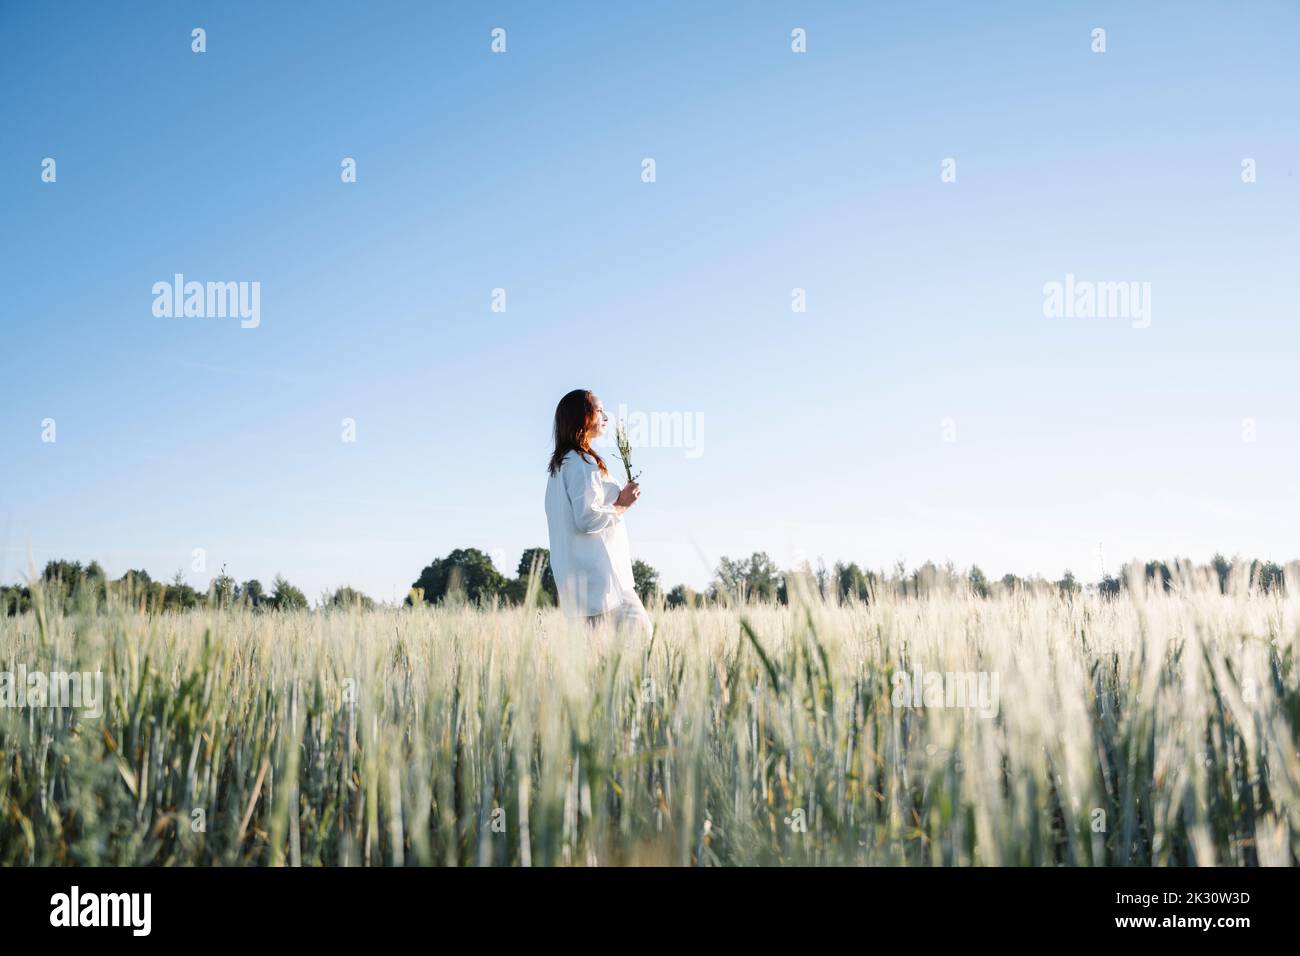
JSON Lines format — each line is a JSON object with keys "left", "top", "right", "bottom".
{"left": 615, "top": 480, "right": 641, "bottom": 511}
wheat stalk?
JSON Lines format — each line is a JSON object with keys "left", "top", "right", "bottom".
{"left": 615, "top": 420, "right": 640, "bottom": 482}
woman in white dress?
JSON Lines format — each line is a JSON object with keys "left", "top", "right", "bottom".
{"left": 544, "top": 389, "right": 652, "bottom": 636}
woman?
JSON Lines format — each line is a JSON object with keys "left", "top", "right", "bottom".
{"left": 544, "top": 389, "right": 652, "bottom": 637}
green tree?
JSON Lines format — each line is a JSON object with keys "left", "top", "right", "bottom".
{"left": 164, "top": 571, "right": 203, "bottom": 611}
{"left": 1253, "top": 560, "right": 1284, "bottom": 594}
{"left": 1211, "top": 553, "right": 1232, "bottom": 593}
{"left": 516, "top": 548, "right": 557, "bottom": 604}
{"left": 241, "top": 579, "right": 267, "bottom": 608}
{"left": 329, "top": 586, "right": 374, "bottom": 610}
{"left": 1144, "top": 560, "right": 1172, "bottom": 593}
{"left": 908, "top": 561, "right": 946, "bottom": 599}
{"left": 714, "top": 552, "right": 780, "bottom": 603}
{"left": 271, "top": 574, "right": 309, "bottom": 611}
{"left": 832, "top": 562, "right": 873, "bottom": 604}
{"left": 210, "top": 564, "right": 238, "bottom": 608}
{"left": 118, "top": 569, "right": 162, "bottom": 612}
{"left": 814, "top": 559, "right": 830, "bottom": 599}
{"left": 42, "top": 559, "right": 85, "bottom": 583}
{"left": 410, "top": 549, "right": 506, "bottom": 606}
{"left": 666, "top": 584, "right": 700, "bottom": 609}
{"left": 1, "top": 586, "right": 31, "bottom": 616}
{"left": 968, "top": 566, "right": 990, "bottom": 599}
{"left": 631, "top": 559, "right": 660, "bottom": 603}
{"left": 778, "top": 563, "right": 825, "bottom": 605}
{"left": 37, "top": 560, "right": 108, "bottom": 611}
{"left": 1056, "top": 570, "right": 1081, "bottom": 596}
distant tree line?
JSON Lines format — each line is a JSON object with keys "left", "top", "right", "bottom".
{"left": 404, "top": 548, "right": 1295, "bottom": 609}
{"left": 2, "top": 551, "right": 1292, "bottom": 617}
{"left": 0, "top": 560, "right": 371, "bottom": 616}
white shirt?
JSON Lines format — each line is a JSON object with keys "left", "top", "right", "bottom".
{"left": 545, "top": 450, "right": 636, "bottom": 617}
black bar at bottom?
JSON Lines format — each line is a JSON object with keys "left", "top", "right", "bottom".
{"left": 0, "top": 865, "right": 1285, "bottom": 942}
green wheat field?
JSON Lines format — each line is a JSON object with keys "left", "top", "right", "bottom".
{"left": 2, "top": 571, "right": 1297, "bottom": 867}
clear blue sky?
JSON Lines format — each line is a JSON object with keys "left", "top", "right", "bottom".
{"left": 3, "top": 1, "right": 1298, "bottom": 602}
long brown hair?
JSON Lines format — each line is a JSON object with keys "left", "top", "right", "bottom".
{"left": 548, "top": 389, "right": 608, "bottom": 476}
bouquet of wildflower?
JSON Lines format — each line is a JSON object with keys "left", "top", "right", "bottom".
{"left": 615, "top": 420, "right": 641, "bottom": 483}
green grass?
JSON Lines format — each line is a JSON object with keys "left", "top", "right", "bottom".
{"left": 1, "top": 574, "right": 1297, "bottom": 866}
